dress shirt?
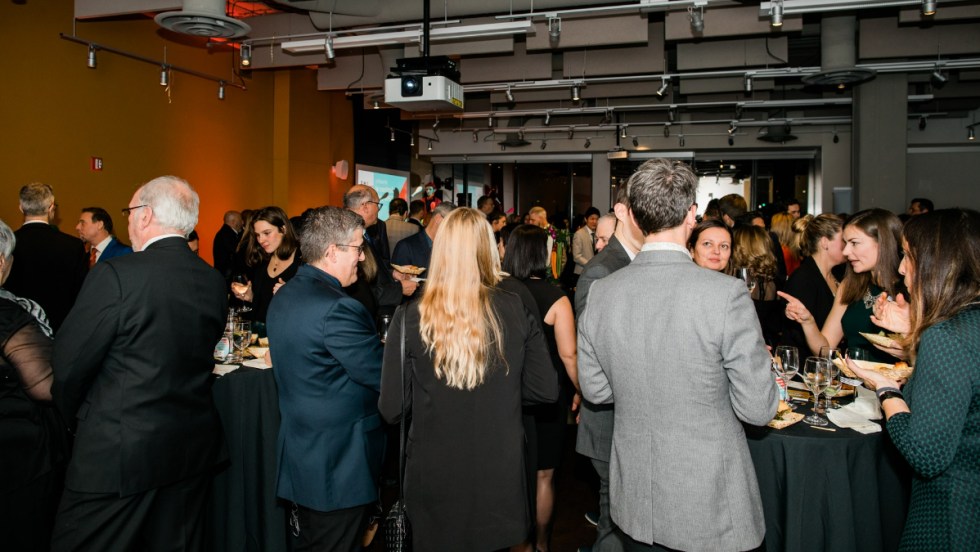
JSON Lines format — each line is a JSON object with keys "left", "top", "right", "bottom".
{"left": 140, "top": 233, "right": 185, "bottom": 252}
{"left": 92, "top": 236, "right": 113, "bottom": 263}
{"left": 640, "top": 241, "right": 692, "bottom": 259}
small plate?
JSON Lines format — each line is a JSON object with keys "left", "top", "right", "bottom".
{"left": 768, "top": 411, "right": 805, "bottom": 429}
{"left": 859, "top": 331, "right": 903, "bottom": 349}
{"left": 242, "top": 358, "right": 272, "bottom": 369}
{"left": 392, "top": 264, "right": 426, "bottom": 276}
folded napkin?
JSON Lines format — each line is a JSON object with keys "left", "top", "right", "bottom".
{"left": 213, "top": 364, "right": 240, "bottom": 376}
{"left": 827, "top": 387, "right": 882, "bottom": 434}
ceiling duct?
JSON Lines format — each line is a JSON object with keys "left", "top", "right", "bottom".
{"left": 155, "top": 0, "right": 251, "bottom": 39}
{"left": 498, "top": 118, "right": 531, "bottom": 148}
{"left": 802, "top": 15, "right": 874, "bottom": 88}
{"left": 757, "top": 124, "right": 798, "bottom": 143}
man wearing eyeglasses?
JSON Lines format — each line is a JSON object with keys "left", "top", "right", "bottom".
{"left": 51, "top": 176, "right": 227, "bottom": 551}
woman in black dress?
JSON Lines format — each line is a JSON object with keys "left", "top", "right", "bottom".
{"left": 502, "top": 224, "right": 579, "bottom": 552}
{"left": 732, "top": 225, "right": 782, "bottom": 345}
{"left": 230, "top": 206, "right": 300, "bottom": 325}
{"left": 378, "top": 208, "right": 558, "bottom": 552}
{"left": 0, "top": 218, "right": 69, "bottom": 551}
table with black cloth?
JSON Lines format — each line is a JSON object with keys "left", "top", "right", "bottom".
{"left": 744, "top": 401, "right": 911, "bottom": 552}
{"left": 209, "top": 366, "right": 289, "bottom": 552}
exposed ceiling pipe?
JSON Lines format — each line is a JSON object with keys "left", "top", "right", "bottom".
{"left": 802, "top": 15, "right": 875, "bottom": 88}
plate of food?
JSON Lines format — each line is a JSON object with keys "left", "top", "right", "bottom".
{"left": 247, "top": 346, "right": 269, "bottom": 359}
{"left": 833, "top": 356, "right": 913, "bottom": 380}
{"left": 392, "top": 264, "right": 426, "bottom": 276}
{"left": 859, "top": 331, "right": 904, "bottom": 349}
{"left": 768, "top": 400, "right": 805, "bottom": 429}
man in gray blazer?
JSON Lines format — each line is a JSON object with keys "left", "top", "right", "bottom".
{"left": 575, "top": 188, "right": 643, "bottom": 552}
{"left": 578, "top": 159, "right": 778, "bottom": 552}
{"left": 385, "top": 197, "right": 419, "bottom": 252}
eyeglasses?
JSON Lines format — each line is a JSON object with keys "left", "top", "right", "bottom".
{"left": 122, "top": 204, "right": 148, "bottom": 215}
{"left": 335, "top": 243, "right": 366, "bottom": 254}
{"left": 365, "top": 200, "right": 382, "bottom": 208}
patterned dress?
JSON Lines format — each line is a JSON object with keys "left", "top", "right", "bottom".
{"left": 886, "top": 304, "right": 980, "bottom": 551}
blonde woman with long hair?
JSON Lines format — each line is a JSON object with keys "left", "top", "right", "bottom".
{"left": 379, "top": 208, "right": 558, "bottom": 552}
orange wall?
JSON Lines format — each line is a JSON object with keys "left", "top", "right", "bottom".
{"left": 0, "top": 2, "right": 353, "bottom": 263}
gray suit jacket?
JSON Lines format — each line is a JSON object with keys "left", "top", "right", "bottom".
{"left": 386, "top": 217, "right": 419, "bottom": 253}
{"left": 578, "top": 248, "right": 778, "bottom": 552}
{"left": 574, "top": 236, "right": 631, "bottom": 460}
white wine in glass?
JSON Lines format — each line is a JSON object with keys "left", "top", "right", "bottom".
{"left": 803, "top": 357, "right": 831, "bottom": 426}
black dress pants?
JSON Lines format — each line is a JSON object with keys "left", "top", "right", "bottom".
{"left": 50, "top": 473, "right": 210, "bottom": 552}
{"left": 291, "top": 503, "right": 368, "bottom": 552}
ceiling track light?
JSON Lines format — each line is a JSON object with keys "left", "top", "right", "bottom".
{"left": 505, "top": 87, "right": 514, "bottom": 103}
{"left": 744, "top": 75, "right": 753, "bottom": 94}
{"left": 325, "top": 36, "right": 336, "bottom": 60}
{"left": 571, "top": 84, "right": 581, "bottom": 102}
{"left": 87, "top": 45, "right": 97, "bottom": 69}
{"left": 621, "top": 125, "right": 627, "bottom": 139}
{"left": 373, "top": 100, "right": 380, "bottom": 109}
{"left": 432, "top": 118, "right": 440, "bottom": 130}
{"left": 632, "top": 136, "right": 639, "bottom": 147}
{"left": 218, "top": 81, "right": 225, "bottom": 100}
{"left": 159, "top": 65, "right": 169, "bottom": 87}
{"left": 656, "top": 77, "right": 670, "bottom": 98}
{"left": 427, "top": 140, "right": 433, "bottom": 151}
{"left": 584, "top": 138, "right": 592, "bottom": 149}
{"left": 931, "top": 69, "right": 947, "bottom": 85}
{"left": 548, "top": 16, "right": 561, "bottom": 45}
{"left": 679, "top": 135, "right": 685, "bottom": 147}
{"left": 410, "top": 134, "right": 415, "bottom": 147}
{"left": 663, "top": 124, "right": 670, "bottom": 137}
{"left": 922, "top": 0, "right": 937, "bottom": 16}
{"left": 918, "top": 116, "right": 927, "bottom": 130}
{"left": 540, "top": 140, "right": 547, "bottom": 150}
{"left": 688, "top": 6, "right": 704, "bottom": 33}
{"left": 488, "top": 115, "right": 494, "bottom": 127}
{"left": 544, "top": 112, "right": 551, "bottom": 126}
{"left": 240, "top": 43, "right": 252, "bottom": 67}
{"left": 728, "top": 135, "right": 735, "bottom": 146}
{"left": 770, "top": 0, "right": 784, "bottom": 28}
{"left": 568, "top": 128, "right": 575, "bottom": 140}
{"left": 668, "top": 107, "right": 676, "bottom": 123}
{"left": 728, "top": 121, "right": 737, "bottom": 134}
{"left": 969, "top": 127, "right": 976, "bottom": 141}
{"left": 390, "top": 129, "right": 396, "bottom": 142}
{"left": 833, "top": 130, "right": 840, "bottom": 143}
{"left": 473, "top": 131, "right": 479, "bottom": 143}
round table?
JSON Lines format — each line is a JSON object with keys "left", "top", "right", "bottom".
{"left": 744, "top": 402, "right": 911, "bottom": 552}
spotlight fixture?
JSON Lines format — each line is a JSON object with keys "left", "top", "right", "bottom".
{"left": 655, "top": 77, "right": 670, "bottom": 98}
{"left": 548, "top": 16, "right": 561, "bottom": 45}
{"left": 728, "top": 121, "right": 737, "bottom": 135}
{"left": 688, "top": 6, "right": 704, "bottom": 33}
{"left": 969, "top": 127, "right": 976, "bottom": 141}
{"left": 919, "top": 116, "right": 927, "bottom": 130}
{"left": 240, "top": 43, "right": 252, "bottom": 67}
{"left": 541, "top": 140, "right": 547, "bottom": 150}
{"left": 390, "top": 129, "right": 396, "bottom": 142}
{"left": 744, "top": 75, "right": 753, "bottom": 94}
{"left": 87, "top": 45, "right": 97, "bottom": 69}
{"left": 410, "top": 134, "right": 415, "bottom": 147}
{"left": 922, "top": 0, "right": 937, "bottom": 16}
{"left": 518, "top": 129, "right": 526, "bottom": 142}
{"left": 159, "top": 65, "right": 169, "bottom": 86}
{"left": 325, "top": 36, "right": 336, "bottom": 60}
{"left": 770, "top": 0, "right": 783, "bottom": 28}
{"left": 728, "top": 135, "right": 735, "bottom": 146}
{"left": 488, "top": 115, "right": 494, "bottom": 128}
{"left": 505, "top": 87, "right": 514, "bottom": 103}
{"left": 568, "top": 128, "right": 575, "bottom": 140}
{"left": 544, "top": 112, "right": 551, "bottom": 126}
{"left": 432, "top": 118, "right": 440, "bottom": 131}
{"left": 833, "top": 131, "right": 840, "bottom": 143}
{"left": 668, "top": 107, "right": 676, "bottom": 123}
{"left": 632, "top": 136, "right": 639, "bottom": 147}
{"left": 571, "top": 85, "right": 581, "bottom": 102}
{"left": 427, "top": 140, "right": 433, "bottom": 151}
{"left": 584, "top": 138, "right": 591, "bottom": 149}
{"left": 679, "top": 135, "right": 685, "bottom": 147}
{"left": 620, "top": 125, "right": 627, "bottom": 139}
{"left": 601, "top": 110, "right": 612, "bottom": 125}
{"left": 931, "top": 70, "right": 947, "bottom": 85}
{"left": 218, "top": 81, "right": 225, "bottom": 100}
{"left": 664, "top": 124, "right": 670, "bottom": 137}
{"left": 373, "top": 100, "right": 380, "bottom": 109}
{"left": 473, "top": 131, "right": 479, "bottom": 143}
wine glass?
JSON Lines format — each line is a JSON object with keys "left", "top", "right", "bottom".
{"left": 772, "top": 345, "right": 799, "bottom": 409}
{"left": 378, "top": 315, "right": 392, "bottom": 344}
{"left": 229, "top": 320, "right": 251, "bottom": 364}
{"left": 802, "top": 357, "right": 831, "bottom": 426}
{"left": 231, "top": 274, "right": 253, "bottom": 313}
{"left": 819, "top": 345, "right": 840, "bottom": 361}
{"left": 823, "top": 360, "right": 843, "bottom": 410}
{"left": 737, "top": 268, "right": 757, "bottom": 295}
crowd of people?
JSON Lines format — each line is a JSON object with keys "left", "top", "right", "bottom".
{"left": 0, "top": 165, "right": 977, "bottom": 552}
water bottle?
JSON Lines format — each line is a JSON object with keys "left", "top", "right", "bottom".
{"left": 213, "top": 308, "right": 237, "bottom": 363}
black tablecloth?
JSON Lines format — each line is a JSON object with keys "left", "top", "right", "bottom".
{"left": 745, "top": 403, "right": 911, "bottom": 552}
{"left": 210, "top": 366, "right": 289, "bottom": 552}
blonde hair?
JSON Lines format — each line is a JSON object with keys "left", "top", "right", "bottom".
{"left": 419, "top": 208, "right": 505, "bottom": 390}
{"left": 771, "top": 212, "right": 801, "bottom": 261}
{"left": 732, "top": 225, "right": 777, "bottom": 281}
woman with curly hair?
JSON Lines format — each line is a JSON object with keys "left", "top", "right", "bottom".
{"left": 732, "top": 224, "right": 781, "bottom": 344}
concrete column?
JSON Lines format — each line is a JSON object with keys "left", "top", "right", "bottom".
{"left": 853, "top": 73, "right": 908, "bottom": 212}
{"left": 591, "top": 154, "right": 611, "bottom": 211}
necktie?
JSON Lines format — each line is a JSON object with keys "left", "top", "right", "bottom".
{"left": 89, "top": 247, "right": 98, "bottom": 268}
{"left": 591, "top": 231, "right": 597, "bottom": 254}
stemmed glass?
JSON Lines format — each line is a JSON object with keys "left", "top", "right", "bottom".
{"left": 823, "top": 360, "right": 843, "bottom": 409}
{"left": 802, "top": 357, "right": 831, "bottom": 426}
{"left": 378, "top": 315, "right": 392, "bottom": 344}
{"left": 737, "top": 268, "right": 757, "bottom": 295}
{"left": 231, "top": 274, "right": 253, "bottom": 313}
{"left": 772, "top": 346, "right": 799, "bottom": 409}
{"left": 229, "top": 320, "right": 251, "bottom": 364}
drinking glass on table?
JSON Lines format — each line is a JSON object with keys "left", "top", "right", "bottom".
{"left": 231, "top": 274, "right": 253, "bottom": 313}
{"left": 772, "top": 345, "right": 800, "bottom": 409}
{"left": 822, "top": 360, "right": 843, "bottom": 410}
{"left": 819, "top": 345, "right": 840, "bottom": 361}
{"left": 229, "top": 320, "right": 251, "bottom": 364}
{"left": 802, "top": 357, "right": 831, "bottom": 426}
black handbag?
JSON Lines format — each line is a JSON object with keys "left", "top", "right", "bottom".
{"left": 384, "top": 311, "right": 412, "bottom": 552}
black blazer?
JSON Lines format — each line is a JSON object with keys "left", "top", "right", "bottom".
{"left": 52, "top": 237, "right": 228, "bottom": 495}
{"left": 4, "top": 223, "right": 87, "bottom": 331}
{"left": 391, "top": 230, "right": 432, "bottom": 270}
{"left": 212, "top": 224, "right": 240, "bottom": 282}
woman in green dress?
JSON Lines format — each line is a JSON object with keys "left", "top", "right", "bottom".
{"left": 848, "top": 208, "right": 980, "bottom": 551}
{"left": 779, "top": 208, "right": 904, "bottom": 362}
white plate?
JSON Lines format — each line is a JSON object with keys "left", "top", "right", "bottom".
{"left": 242, "top": 358, "right": 272, "bottom": 369}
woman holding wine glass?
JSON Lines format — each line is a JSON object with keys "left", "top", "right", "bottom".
{"left": 732, "top": 225, "right": 781, "bottom": 345}
{"left": 779, "top": 208, "right": 904, "bottom": 363}
{"left": 847, "top": 208, "right": 980, "bottom": 551}
{"left": 230, "top": 206, "right": 301, "bottom": 325}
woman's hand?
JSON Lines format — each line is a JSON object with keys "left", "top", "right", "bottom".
{"left": 871, "top": 293, "right": 911, "bottom": 334}
{"left": 845, "top": 356, "right": 900, "bottom": 391}
{"left": 272, "top": 277, "right": 286, "bottom": 295}
{"left": 777, "top": 291, "right": 815, "bottom": 325}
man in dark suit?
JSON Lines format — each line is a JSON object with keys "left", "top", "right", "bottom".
{"left": 75, "top": 207, "right": 133, "bottom": 266}
{"left": 267, "top": 206, "right": 384, "bottom": 551}
{"left": 391, "top": 202, "right": 455, "bottom": 273}
{"left": 4, "top": 182, "right": 88, "bottom": 331}
{"left": 51, "top": 176, "right": 227, "bottom": 551}
{"left": 574, "top": 187, "right": 643, "bottom": 552}
{"left": 407, "top": 199, "right": 426, "bottom": 228}
{"left": 212, "top": 210, "right": 243, "bottom": 283}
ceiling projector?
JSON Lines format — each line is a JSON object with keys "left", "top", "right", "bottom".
{"left": 384, "top": 56, "right": 464, "bottom": 112}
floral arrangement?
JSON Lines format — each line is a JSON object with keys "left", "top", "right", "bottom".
{"left": 548, "top": 225, "right": 571, "bottom": 280}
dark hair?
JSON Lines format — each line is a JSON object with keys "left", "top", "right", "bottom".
{"left": 735, "top": 210, "right": 764, "bottom": 228}
{"left": 584, "top": 206, "right": 601, "bottom": 219}
{"left": 409, "top": 199, "right": 425, "bottom": 217}
{"left": 246, "top": 206, "right": 299, "bottom": 267}
{"left": 702, "top": 198, "right": 721, "bottom": 221}
{"left": 187, "top": 230, "right": 199, "bottom": 241}
{"left": 389, "top": 198, "right": 408, "bottom": 216}
{"left": 786, "top": 198, "right": 801, "bottom": 209}
{"left": 687, "top": 219, "right": 732, "bottom": 250}
{"left": 82, "top": 207, "right": 114, "bottom": 234}
{"left": 903, "top": 209, "right": 980, "bottom": 361}
{"left": 626, "top": 159, "right": 698, "bottom": 235}
{"left": 838, "top": 208, "right": 905, "bottom": 305}
{"left": 910, "top": 197, "right": 934, "bottom": 212}
{"left": 718, "top": 194, "right": 747, "bottom": 222}
{"left": 501, "top": 224, "right": 550, "bottom": 280}
{"left": 488, "top": 210, "right": 507, "bottom": 225}
{"left": 477, "top": 196, "right": 495, "bottom": 210}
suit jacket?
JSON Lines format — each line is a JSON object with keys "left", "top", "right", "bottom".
{"left": 212, "top": 224, "right": 240, "bottom": 281}
{"left": 571, "top": 226, "right": 596, "bottom": 275}
{"left": 52, "top": 237, "right": 227, "bottom": 496}
{"left": 4, "top": 223, "right": 88, "bottom": 331}
{"left": 578, "top": 248, "right": 778, "bottom": 551}
{"left": 98, "top": 237, "right": 132, "bottom": 261}
{"left": 407, "top": 217, "right": 424, "bottom": 229}
{"left": 391, "top": 230, "right": 432, "bottom": 271}
{"left": 268, "top": 264, "right": 384, "bottom": 512}
{"left": 386, "top": 217, "right": 419, "bottom": 253}
{"left": 347, "top": 221, "right": 403, "bottom": 319}
{"left": 573, "top": 235, "right": 631, "bottom": 461}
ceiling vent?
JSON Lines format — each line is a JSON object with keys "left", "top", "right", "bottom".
{"left": 757, "top": 125, "right": 798, "bottom": 143}
{"left": 155, "top": 0, "right": 251, "bottom": 39}
{"left": 802, "top": 15, "right": 874, "bottom": 88}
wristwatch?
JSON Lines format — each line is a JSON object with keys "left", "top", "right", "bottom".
{"left": 876, "top": 386, "right": 905, "bottom": 405}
